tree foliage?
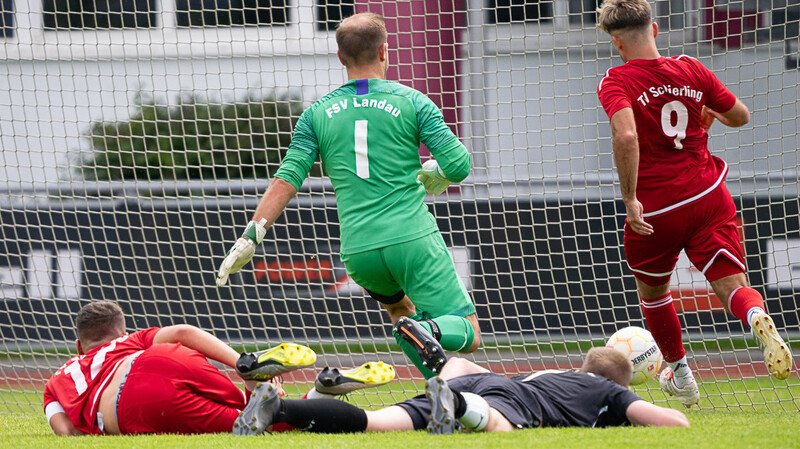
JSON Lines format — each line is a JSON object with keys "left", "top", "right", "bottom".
{"left": 78, "top": 92, "right": 319, "bottom": 181}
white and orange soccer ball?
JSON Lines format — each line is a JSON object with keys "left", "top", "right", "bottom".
{"left": 606, "top": 326, "right": 664, "bottom": 385}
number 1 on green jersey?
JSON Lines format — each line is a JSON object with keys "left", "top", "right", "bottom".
{"left": 354, "top": 119, "right": 369, "bottom": 179}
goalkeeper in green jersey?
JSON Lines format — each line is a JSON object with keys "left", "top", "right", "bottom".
{"left": 216, "top": 12, "right": 480, "bottom": 378}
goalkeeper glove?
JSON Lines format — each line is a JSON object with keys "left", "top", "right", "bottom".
{"left": 216, "top": 218, "right": 268, "bottom": 287}
{"left": 417, "top": 159, "right": 452, "bottom": 195}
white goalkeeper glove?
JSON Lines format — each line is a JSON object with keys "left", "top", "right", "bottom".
{"left": 216, "top": 218, "right": 268, "bottom": 287}
{"left": 417, "top": 159, "right": 452, "bottom": 195}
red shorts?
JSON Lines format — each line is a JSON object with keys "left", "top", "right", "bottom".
{"left": 117, "top": 343, "right": 246, "bottom": 434}
{"left": 624, "top": 183, "right": 746, "bottom": 286}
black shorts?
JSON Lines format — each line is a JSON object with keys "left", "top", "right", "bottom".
{"left": 396, "top": 373, "right": 543, "bottom": 430}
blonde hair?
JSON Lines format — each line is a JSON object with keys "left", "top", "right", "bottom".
{"left": 597, "top": 0, "right": 652, "bottom": 34}
{"left": 336, "top": 12, "right": 388, "bottom": 67}
{"left": 581, "top": 347, "right": 634, "bottom": 387}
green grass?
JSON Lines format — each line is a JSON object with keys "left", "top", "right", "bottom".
{"left": 633, "top": 376, "right": 800, "bottom": 410}
{"left": 1, "top": 409, "right": 799, "bottom": 449}
{"left": 2, "top": 378, "right": 800, "bottom": 449}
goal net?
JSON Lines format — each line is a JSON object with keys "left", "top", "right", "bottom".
{"left": 1, "top": 0, "right": 798, "bottom": 414}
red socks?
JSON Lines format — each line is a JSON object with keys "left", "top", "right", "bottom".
{"left": 727, "top": 287, "right": 765, "bottom": 326}
{"left": 640, "top": 288, "right": 765, "bottom": 364}
{"left": 641, "top": 293, "right": 686, "bottom": 363}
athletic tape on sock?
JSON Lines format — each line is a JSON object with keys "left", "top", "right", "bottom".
{"left": 422, "top": 319, "right": 442, "bottom": 341}
{"left": 457, "top": 392, "right": 489, "bottom": 431}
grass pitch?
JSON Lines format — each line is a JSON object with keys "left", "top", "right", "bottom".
{"left": 2, "top": 409, "right": 798, "bottom": 449}
{"left": 2, "top": 378, "right": 799, "bottom": 449}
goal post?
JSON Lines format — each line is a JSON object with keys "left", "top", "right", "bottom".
{"left": 1, "top": 0, "right": 798, "bottom": 413}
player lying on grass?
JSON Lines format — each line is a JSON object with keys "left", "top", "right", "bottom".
{"left": 43, "top": 300, "right": 317, "bottom": 435}
{"left": 233, "top": 347, "right": 688, "bottom": 436}
{"left": 216, "top": 11, "right": 480, "bottom": 379}
{"left": 596, "top": 0, "right": 792, "bottom": 408}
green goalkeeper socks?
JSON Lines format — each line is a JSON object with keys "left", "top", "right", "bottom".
{"left": 393, "top": 313, "right": 476, "bottom": 379}
{"left": 417, "top": 315, "right": 475, "bottom": 352}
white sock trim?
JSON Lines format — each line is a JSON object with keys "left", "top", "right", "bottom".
{"left": 746, "top": 307, "right": 766, "bottom": 327}
{"left": 641, "top": 293, "right": 673, "bottom": 309}
{"left": 667, "top": 357, "right": 694, "bottom": 387}
{"left": 45, "top": 401, "right": 65, "bottom": 421}
{"left": 726, "top": 286, "right": 743, "bottom": 310}
{"left": 305, "top": 387, "right": 336, "bottom": 400}
{"left": 458, "top": 392, "right": 489, "bottom": 431}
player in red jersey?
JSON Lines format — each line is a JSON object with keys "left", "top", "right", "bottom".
{"left": 596, "top": 0, "right": 792, "bottom": 407}
{"left": 43, "top": 300, "right": 316, "bottom": 435}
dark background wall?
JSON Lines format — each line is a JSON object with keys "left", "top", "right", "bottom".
{"left": 1, "top": 195, "right": 798, "bottom": 344}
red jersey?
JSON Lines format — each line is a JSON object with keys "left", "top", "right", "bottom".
{"left": 43, "top": 327, "right": 160, "bottom": 434}
{"left": 597, "top": 56, "right": 737, "bottom": 217}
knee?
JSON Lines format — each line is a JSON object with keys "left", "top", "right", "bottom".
{"left": 637, "top": 283, "right": 671, "bottom": 300}
{"left": 484, "top": 408, "right": 515, "bottom": 432}
{"left": 384, "top": 298, "right": 415, "bottom": 324}
{"left": 464, "top": 338, "right": 480, "bottom": 352}
{"left": 463, "top": 325, "right": 481, "bottom": 353}
{"left": 709, "top": 273, "right": 750, "bottom": 301}
{"left": 459, "top": 317, "right": 481, "bottom": 353}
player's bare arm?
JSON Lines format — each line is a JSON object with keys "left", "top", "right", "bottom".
{"left": 701, "top": 98, "right": 750, "bottom": 129}
{"left": 625, "top": 400, "right": 689, "bottom": 427}
{"left": 48, "top": 411, "right": 85, "bottom": 436}
{"left": 610, "top": 107, "right": 653, "bottom": 236}
{"left": 216, "top": 178, "right": 298, "bottom": 286}
{"left": 151, "top": 324, "right": 292, "bottom": 392}
{"left": 153, "top": 324, "right": 242, "bottom": 369}
{"left": 251, "top": 177, "right": 298, "bottom": 227}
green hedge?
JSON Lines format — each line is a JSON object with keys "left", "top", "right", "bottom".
{"left": 78, "top": 92, "right": 320, "bottom": 181}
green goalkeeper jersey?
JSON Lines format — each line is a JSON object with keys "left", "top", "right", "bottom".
{"left": 274, "top": 78, "right": 471, "bottom": 255}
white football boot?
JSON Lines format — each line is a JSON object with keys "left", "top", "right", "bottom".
{"left": 659, "top": 366, "right": 700, "bottom": 408}
{"left": 751, "top": 313, "right": 793, "bottom": 380}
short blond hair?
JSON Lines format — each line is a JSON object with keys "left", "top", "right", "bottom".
{"left": 597, "top": 0, "right": 652, "bottom": 34}
{"left": 581, "top": 347, "right": 634, "bottom": 387}
{"left": 336, "top": 12, "right": 388, "bottom": 67}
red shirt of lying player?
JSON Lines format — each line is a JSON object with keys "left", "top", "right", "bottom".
{"left": 43, "top": 301, "right": 266, "bottom": 435}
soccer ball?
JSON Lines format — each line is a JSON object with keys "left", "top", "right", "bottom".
{"left": 606, "top": 326, "right": 664, "bottom": 385}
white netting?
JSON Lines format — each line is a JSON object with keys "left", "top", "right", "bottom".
{"left": 1, "top": 0, "right": 798, "bottom": 414}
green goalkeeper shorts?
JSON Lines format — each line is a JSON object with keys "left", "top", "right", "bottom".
{"left": 340, "top": 231, "right": 476, "bottom": 318}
